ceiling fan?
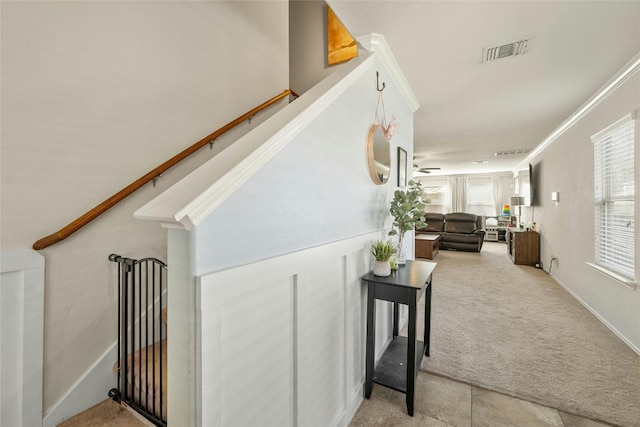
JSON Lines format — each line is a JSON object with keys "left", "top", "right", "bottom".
{"left": 413, "top": 164, "right": 441, "bottom": 174}
{"left": 413, "top": 156, "right": 441, "bottom": 174}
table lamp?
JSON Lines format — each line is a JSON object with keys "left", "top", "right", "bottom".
{"left": 510, "top": 196, "right": 525, "bottom": 228}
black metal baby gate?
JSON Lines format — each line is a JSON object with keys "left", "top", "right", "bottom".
{"left": 108, "top": 254, "right": 167, "bottom": 427}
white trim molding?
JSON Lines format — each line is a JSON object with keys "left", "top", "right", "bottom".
{"left": 585, "top": 262, "right": 638, "bottom": 291}
{"left": 42, "top": 344, "right": 117, "bottom": 427}
{"left": 518, "top": 51, "right": 640, "bottom": 169}
{"left": 552, "top": 273, "right": 640, "bottom": 356}
{"left": 357, "top": 33, "right": 421, "bottom": 112}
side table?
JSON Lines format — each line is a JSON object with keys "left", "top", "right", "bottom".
{"left": 361, "top": 260, "right": 436, "bottom": 416}
{"left": 415, "top": 234, "right": 440, "bottom": 259}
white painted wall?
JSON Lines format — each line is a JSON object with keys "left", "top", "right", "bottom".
{"left": 528, "top": 66, "right": 640, "bottom": 352}
{"left": 290, "top": 0, "right": 354, "bottom": 94}
{"left": 192, "top": 58, "right": 413, "bottom": 274}
{"left": 1, "top": 0, "right": 289, "bottom": 419}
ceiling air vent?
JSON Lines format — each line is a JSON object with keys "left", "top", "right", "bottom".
{"left": 494, "top": 149, "right": 530, "bottom": 156}
{"left": 483, "top": 37, "right": 531, "bottom": 63}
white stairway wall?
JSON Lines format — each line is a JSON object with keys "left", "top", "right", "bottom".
{"left": 189, "top": 54, "right": 416, "bottom": 274}
{"left": 2, "top": 2, "right": 289, "bottom": 416}
{"left": 136, "top": 35, "right": 419, "bottom": 425}
{"left": 189, "top": 51, "right": 415, "bottom": 426}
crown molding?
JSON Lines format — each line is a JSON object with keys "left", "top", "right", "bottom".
{"left": 358, "top": 33, "right": 420, "bottom": 112}
{"left": 520, "top": 51, "right": 640, "bottom": 170}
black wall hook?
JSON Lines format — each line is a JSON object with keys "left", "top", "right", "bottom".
{"left": 376, "top": 71, "right": 386, "bottom": 92}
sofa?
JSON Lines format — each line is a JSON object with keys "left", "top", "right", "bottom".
{"left": 416, "top": 212, "right": 485, "bottom": 252}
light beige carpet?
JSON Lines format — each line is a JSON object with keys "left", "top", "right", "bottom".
{"left": 419, "top": 242, "right": 640, "bottom": 427}
{"left": 57, "top": 399, "right": 146, "bottom": 427}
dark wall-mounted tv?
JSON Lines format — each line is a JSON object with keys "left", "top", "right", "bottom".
{"left": 529, "top": 162, "right": 534, "bottom": 206}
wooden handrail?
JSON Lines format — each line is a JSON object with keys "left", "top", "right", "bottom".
{"left": 33, "top": 89, "right": 297, "bottom": 250}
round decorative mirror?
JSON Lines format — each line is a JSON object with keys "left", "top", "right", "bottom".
{"left": 366, "top": 125, "right": 391, "bottom": 184}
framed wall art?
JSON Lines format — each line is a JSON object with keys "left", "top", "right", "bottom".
{"left": 397, "top": 147, "right": 407, "bottom": 187}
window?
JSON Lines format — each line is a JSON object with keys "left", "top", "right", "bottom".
{"left": 420, "top": 178, "right": 449, "bottom": 213}
{"left": 592, "top": 113, "right": 635, "bottom": 280}
{"left": 467, "top": 176, "right": 495, "bottom": 216}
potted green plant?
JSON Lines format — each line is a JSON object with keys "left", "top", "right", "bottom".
{"left": 388, "top": 179, "right": 427, "bottom": 264}
{"left": 370, "top": 239, "right": 396, "bottom": 276}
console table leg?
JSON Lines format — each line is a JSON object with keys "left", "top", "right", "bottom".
{"left": 406, "top": 290, "right": 417, "bottom": 416}
{"left": 393, "top": 302, "right": 399, "bottom": 338}
{"left": 424, "top": 280, "right": 432, "bottom": 357}
{"left": 364, "top": 283, "right": 375, "bottom": 399}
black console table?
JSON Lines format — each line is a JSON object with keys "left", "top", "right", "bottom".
{"left": 362, "top": 260, "right": 435, "bottom": 416}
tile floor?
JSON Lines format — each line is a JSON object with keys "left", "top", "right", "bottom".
{"left": 349, "top": 371, "right": 614, "bottom": 427}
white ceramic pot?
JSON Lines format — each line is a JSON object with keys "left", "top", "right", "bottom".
{"left": 373, "top": 260, "right": 391, "bottom": 277}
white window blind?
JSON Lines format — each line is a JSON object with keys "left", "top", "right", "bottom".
{"left": 592, "top": 113, "right": 635, "bottom": 280}
{"left": 420, "top": 178, "right": 449, "bottom": 213}
{"left": 467, "top": 176, "right": 495, "bottom": 216}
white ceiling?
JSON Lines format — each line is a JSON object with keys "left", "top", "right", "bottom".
{"left": 326, "top": 0, "right": 640, "bottom": 176}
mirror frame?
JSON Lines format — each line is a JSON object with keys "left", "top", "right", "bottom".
{"left": 366, "top": 125, "right": 391, "bottom": 185}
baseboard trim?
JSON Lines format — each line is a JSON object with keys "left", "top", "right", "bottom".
{"left": 43, "top": 343, "right": 117, "bottom": 427}
{"left": 551, "top": 273, "right": 640, "bottom": 356}
{"left": 335, "top": 384, "right": 364, "bottom": 427}
{"left": 44, "top": 285, "right": 168, "bottom": 426}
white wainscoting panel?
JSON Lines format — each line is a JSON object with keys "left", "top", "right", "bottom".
{"left": 199, "top": 263, "right": 295, "bottom": 427}
{"left": 197, "top": 232, "right": 391, "bottom": 427}
{"left": 344, "top": 249, "right": 366, "bottom": 418}
{"left": 1, "top": 250, "right": 45, "bottom": 427}
{"left": 296, "top": 256, "right": 345, "bottom": 426}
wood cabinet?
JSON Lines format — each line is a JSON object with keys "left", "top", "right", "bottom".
{"left": 506, "top": 229, "right": 539, "bottom": 265}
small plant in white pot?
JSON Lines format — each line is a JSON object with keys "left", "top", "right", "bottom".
{"left": 370, "top": 239, "right": 396, "bottom": 277}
